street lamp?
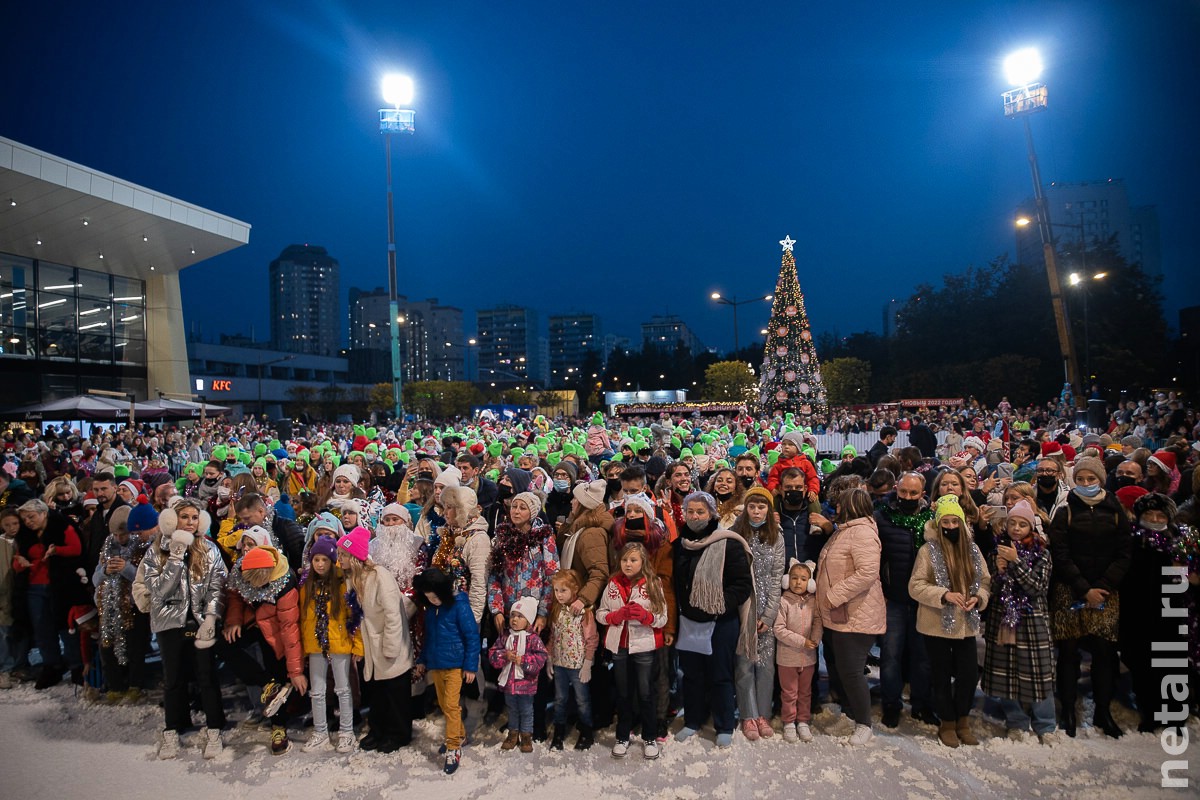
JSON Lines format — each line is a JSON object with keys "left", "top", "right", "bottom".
{"left": 379, "top": 73, "right": 416, "bottom": 421}
{"left": 257, "top": 355, "right": 296, "bottom": 417}
{"left": 1067, "top": 271, "right": 1108, "bottom": 384}
{"left": 444, "top": 339, "right": 479, "bottom": 382}
{"left": 710, "top": 291, "right": 774, "bottom": 356}
{"left": 1001, "top": 48, "right": 1083, "bottom": 408}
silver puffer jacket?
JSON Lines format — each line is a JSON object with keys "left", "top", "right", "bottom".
{"left": 133, "top": 538, "right": 227, "bottom": 633}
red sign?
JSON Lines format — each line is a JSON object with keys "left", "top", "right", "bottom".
{"left": 211, "top": 380, "right": 233, "bottom": 392}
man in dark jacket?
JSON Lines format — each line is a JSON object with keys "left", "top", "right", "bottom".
{"left": 672, "top": 491, "right": 753, "bottom": 746}
{"left": 908, "top": 416, "right": 938, "bottom": 460}
{"left": 774, "top": 467, "right": 822, "bottom": 564}
{"left": 234, "top": 493, "right": 306, "bottom": 572}
{"left": 874, "top": 473, "right": 938, "bottom": 728}
{"left": 85, "top": 472, "right": 128, "bottom": 585}
{"left": 455, "top": 454, "right": 498, "bottom": 517}
{"left": 867, "top": 426, "right": 898, "bottom": 468}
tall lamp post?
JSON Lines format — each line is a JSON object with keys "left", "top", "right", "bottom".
{"left": 709, "top": 292, "right": 773, "bottom": 356}
{"left": 443, "top": 338, "right": 478, "bottom": 382}
{"left": 1067, "top": 270, "right": 1108, "bottom": 386}
{"left": 1002, "top": 48, "right": 1083, "bottom": 409}
{"left": 380, "top": 74, "right": 415, "bottom": 421}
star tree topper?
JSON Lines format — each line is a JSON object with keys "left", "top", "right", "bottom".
{"left": 779, "top": 235, "right": 795, "bottom": 252}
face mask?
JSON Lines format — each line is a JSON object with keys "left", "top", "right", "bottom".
{"left": 606, "top": 477, "right": 623, "bottom": 493}
{"left": 203, "top": 476, "right": 218, "bottom": 486}
{"left": 896, "top": 497, "right": 921, "bottom": 515}
{"left": 497, "top": 485, "right": 513, "bottom": 501}
{"left": 552, "top": 479, "right": 569, "bottom": 492}
{"left": 625, "top": 516, "right": 645, "bottom": 531}
{"left": 739, "top": 475, "right": 756, "bottom": 489}
{"left": 749, "top": 518, "right": 765, "bottom": 529}
{"left": 1141, "top": 520, "right": 1168, "bottom": 532}
{"left": 217, "top": 487, "right": 231, "bottom": 499}
{"left": 686, "top": 518, "right": 709, "bottom": 533}
{"left": 715, "top": 490, "right": 732, "bottom": 502}
{"left": 1037, "top": 475, "right": 1058, "bottom": 491}
{"left": 940, "top": 526, "right": 960, "bottom": 544}
{"left": 1114, "top": 475, "right": 1137, "bottom": 489}
{"left": 1074, "top": 484, "right": 1102, "bottom": 498}
{"left": 783, "top": 490, "right": 805, "bottom": 507}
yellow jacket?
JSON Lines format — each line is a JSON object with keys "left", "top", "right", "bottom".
{"left": 300, "top": 578, "right": 365, "bottom": 657}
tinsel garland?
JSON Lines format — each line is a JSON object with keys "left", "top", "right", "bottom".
{"left": 993, "top": 535, "right": 1045, "bottom": 634}
{"left": 431, "top": 526, "right": 470, "bottom": 596}
{"left": 1132, "top": 524, "right": 1199, "bottom": 571}
{"left": 927, "top": 539, "right": 983, "bottom": 635}
{"left": 97, "top": 536, "right": 134, "bottom": 665}
{"left": 345, "top": 588, "right": 364, "bottom": 636}
{"left": 880, "top": 506, "right": 934, "bottom": 548}
{"left": 227, "top": 556, "right": 292, "bottom": 604}
{"left": 489, "top": 520, "right": 552, "bottom": 576}
{"left": 313, "top": 579, "right": 332, "bottom": 660}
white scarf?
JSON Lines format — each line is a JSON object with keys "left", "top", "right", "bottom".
{"left": 560, "top": 528, "right": 582, "bottom": 573}
{"left": 497, "top": 630, "right": 529, "bottom": 688}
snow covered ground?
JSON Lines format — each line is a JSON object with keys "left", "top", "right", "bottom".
{"left": 0, "top": 680, "right": 1195, "bottom": 800}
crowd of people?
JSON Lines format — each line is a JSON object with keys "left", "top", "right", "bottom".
{"left": 0, "top": 392, "right": 1197, "bottom": 776}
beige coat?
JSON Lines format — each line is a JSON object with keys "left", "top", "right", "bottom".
{"left": 908, "top": 521, "right": 991, "bottom": 639}
{"left": 357, "top": 566, "right": 414, "bottom": 681}
{"left": 815, "top": 516, "right": 886, "bottom": 635}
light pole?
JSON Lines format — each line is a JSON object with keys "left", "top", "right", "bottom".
{"left": 1067, "top": 270, "right": 1108, "bottom": 385}
{"left": 380, "top": 74, "right": 415, "bottom": 421}
{"left": 710, "top": 292, "right": 773, "bottom": 356}
{"left": 257, "top": 355, "right": 295, "bottom": 418}
{"left": 444, "top": 338, "right": 478, "bottom": 382}
{"left": 1002, "top": 48, "right": 1083, "bottom": 408}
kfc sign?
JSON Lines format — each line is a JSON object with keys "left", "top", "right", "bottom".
{"left": 210, "top": 380, "right": 233, "bottom": 392}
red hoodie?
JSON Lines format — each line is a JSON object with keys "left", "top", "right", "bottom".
{"left": 765, "top": 454, "right": 821, "bottom": 495}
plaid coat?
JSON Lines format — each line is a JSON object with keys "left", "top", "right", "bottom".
{"left": 981, "top": 548, "right": 1056, "bottom": 705}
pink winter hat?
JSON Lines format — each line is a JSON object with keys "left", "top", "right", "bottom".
{"left": 337, "top": 525, "right": 371, "bottom": 561}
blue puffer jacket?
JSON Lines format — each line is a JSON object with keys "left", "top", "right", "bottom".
{"left": 418, "top": 591, "right": 480, "bottom": 672}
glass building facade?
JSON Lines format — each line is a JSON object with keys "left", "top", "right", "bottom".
{"left": 0, "top": 250, "right": 147, "bottom": 404}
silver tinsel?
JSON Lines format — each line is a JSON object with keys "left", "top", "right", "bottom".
{"left": 97, "top": 535, "right": 149, "bottom": 665}
{"left": 926, "top": 540, "right": 984, "bottom": 635}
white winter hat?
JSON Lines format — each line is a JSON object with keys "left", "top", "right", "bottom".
{"left": 332, "top": 464, "right": 362, "bottom": 487}
{"left": 434, "top": 465, "right": 463, "bottom": 488}
{"left": 962, "top": 436, "right": 986, "bottom": 453}
{"left": 512, "top": 491, "right": 542, "bottom": 517}
{"left": 573, "top": 479, "right": 607, "bottom": 510}
{"left": 510, "top": 596, "right": 539, "bottom": 624}
{"left": 379, "top": 503, "right": 412, "bottom": 526}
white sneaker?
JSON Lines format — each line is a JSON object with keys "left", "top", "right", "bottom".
{"left": 848, "top": 724, "right": 873, "bottom": 746}
{"left": 797, "top": 723, "right": 814, "bottom": 743}
{"left": 304, "top": 731, "right": 333, "bottom": 752}
{"left": 158, "top": 730, "right": 180, "bottom": 760}
{"left": 202, "top": 727, "right": 223, "bottom": 759}
{"left": 782, "top": 723, "right": 799, "bottom": 742}
{"left": 611, "top": 739, "right": 629, "bottom": 759}
{"left": 643, "top": 740, "right": 660, "bottom": 760}
{"left": 336, "top": 732, "right": 356, "bottom": 753}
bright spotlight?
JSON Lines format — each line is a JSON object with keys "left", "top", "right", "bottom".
{"left": 382, "top": 74, "right": 414, "bottom": 107}
{"left": 1004, "top": 48, "right": 1043, "bottom": 86}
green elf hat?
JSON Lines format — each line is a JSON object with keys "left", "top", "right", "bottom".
{"left": 734, "top": 433, "right": 747, "bottom": 446}
{"left": 365, "top": 426, "right": 378, "bottom": 441}
{"left": 348, "top": 450, "right": 366, "bottom": 463}
{"left": 715, "top": 459, "right": 730, "bottom": 470}
{"left": 547, "top": 451, "right": 563, "bottom": 466}
{"left": 819, "top": 458, "right": 838, "bottom": 475}
{"left": 210, "top": 445, "right": 227, "bottom": 462}
{"left": 296, "top": 449, "right": 310, "bottom": 463}
{"left": 403, "top": 440, "right": 415, "bottom": 451}
{"left": 536, "top": 443, "right": 548, "bottom": 455}
{"left": 841, "top": 444, "right": 857, "bottom": 458}
{"left": 486, "top": 469, "right": 500, "bottom": 482}
{"left": 511, "top": 446, "right": 525, "bottom": 458}
{"left": 353, "top": 424, "right": 365, "bottom": 438}
{"left": 253, "top": 457, "right": 267, "bottom": 471}
{"left": 767, "top": 450, "right": 781, "bottom": 466}
{"left": 253, "top": 442, "right": 267, "bottom": 457}
{"left": 691, "top": 443, "right": 705, "bottom": 456}
{"left": 365, "top": 442, "right": 379, "bottom": 454}
{"left": 386, "top": 448, "right": 402, "bottom": 462}
{"left": 238, "top": 451, "right": 252, "bottom": 466}
{"left": 397, "top": 451, "right": 412, "bottom": 464}
{"left": 114, "top": 464, "right": 131, "bottom": 478}
{"left": 610, "top": 453, "right": 623, "bottom": 462}
{"left": 748, "top": 445, "right": 761, "bottom": 456}
{"left": 591, "top": 412, "right": 604, "bottom": 425}
{"left": 802, "top": 445, "right": 817, "bottom": 463}
{"left": 268, "top": 439, "right": 282, "bottom": 451}
{"left": 488, "top": 442, "right": 503, "bottom": 458}
{"left": 671, "top": 436, "right": 682, "bottom": 450}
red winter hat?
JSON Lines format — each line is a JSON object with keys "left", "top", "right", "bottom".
{"left": 469, "top": 442, "right": 485, "bottom": 456}
{"left": 1060, "top": 445, "right": 1076, "bottom": 463}
{"left": 1040, "top": 441, "right": 1062, "bottom": 457}
{"left": 1115, "top": 485, "right": 1149, "bottom": 511}
{"left": 1148, "top": 450, "right": 1177, "bottom": 474}
{"left": 82, "top": 492, "right": 98, "bottom": 507}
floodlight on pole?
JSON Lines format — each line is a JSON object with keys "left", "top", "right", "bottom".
{"left": 1004, "top": 48, "right": 1043, "bottom": 87}
{"left": 379, "top": 73, "right": 417, "bottom": 420}
{"left": 1015, "top": 216, "right": 1032, "bottom": 227}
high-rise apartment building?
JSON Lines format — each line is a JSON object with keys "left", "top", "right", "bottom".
{"left": 269, "top": 244, "right": 339, "bottom": 356}
{"left": 641, "top": 314, "right": 702, "bottom": 355}
{"left": 476, "top": 305, "right": 541, "bottom": 386}
{"left": 548, "top": 313, "right": 602, "bottom": 385}
{"left": 346, "top": 286, "right": 465, "bottom": 382}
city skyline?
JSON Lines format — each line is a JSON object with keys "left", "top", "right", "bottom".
{"left": 3, "top": 3, "right": 1196, "bottom": 356}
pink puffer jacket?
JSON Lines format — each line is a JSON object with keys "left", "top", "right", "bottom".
{"left": 815, "top": 516, "right": 886, "bottom": 635}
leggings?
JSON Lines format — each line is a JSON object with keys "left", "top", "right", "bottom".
{"left": 309, "top": 653, "right": 353, "bottom": 735}
{"left": 158, "top": 627, "right": 224, "bottom": 732}
{"left": 829, "top": 630, "right": 875, "bottom": 726}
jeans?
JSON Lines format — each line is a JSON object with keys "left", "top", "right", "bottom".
{"left": 779, "top": 664, "right": 816, "bottom": 724}
{"left": 1000, "top": 697, "right": 1056, "bottom": 735}
{"left": 27, "top": 585, "right": 63, "bottom": 671}
{"left": 309, "top": 653, "right": 354, "bottom": 735}
{"left": 158, "top": 627, "right": 224, "bottom": 732}
{"left": 735, "top": 654, "right": 776, "bottom": 721}
{"left": 679, "top": 615, "right": 739, "bottom": 734}
{"left": 880, "top": 599, "right": 932, "bottom": 712}
{"left": 430, "top": 668, "right": 466, "bottom": 749}
{"left": 925, "top": 636, "right": 978, "bottom": 721}
{"left": 613, "top": 649, "right": 657, "bottom": 741}
{"left": 506, "top": 692, "right": 535, "bottom": 734}
{"left": 830, "top": 630, "right": 875, "bottom": 726}
{"left": 552, "top": 665, "right": 593, "bottom": 728}
{"left": 0, "top": 624, "right": 30, "bottom": 673}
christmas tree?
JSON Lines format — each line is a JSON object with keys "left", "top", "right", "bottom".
{"left": 757, "top": 236, "right": 828, "bottom": 417}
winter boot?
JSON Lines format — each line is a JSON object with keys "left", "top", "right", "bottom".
{"left": 501, "top": 730, "right": 519, "bottom": 751}
{"left": 938, "top": 721, "right": 960, "bottom": 748}
{"left": 956, "top": 717, "right": 979, "bottom": 746}
{"left": 574, "top": 723, "right": 594, "bottom": 750}
{"left": 550, "top": 726, "right": 565, "bottom": 751}
{"left": 519, "top": 732, "right": 533, "bottom": 753}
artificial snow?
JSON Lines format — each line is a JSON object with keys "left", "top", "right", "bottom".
{"left": 0, "top": 682, "right": 1196, "bottom": 799}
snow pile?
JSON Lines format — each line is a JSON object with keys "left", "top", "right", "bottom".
{"left": 0, "top": 682, "right": 1196, "bottom": 799}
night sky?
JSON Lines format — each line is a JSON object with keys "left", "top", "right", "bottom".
{"left": 4, "top": 1, "right": 1197, "bottom": 354}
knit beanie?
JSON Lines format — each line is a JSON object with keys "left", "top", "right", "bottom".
{"left": 332, "top": 463, "right": 362, "bottom": 487}
{"left": 126, "top": 497, "right": 159, "bottom": 533}
{"left": 512, "top": 491, "right": 542, "bottom": 517}
{"left": 434, "top": 465, "right": 463, "bottom": 488}
{"left": 309, "top": 537, "right": 338, "bottom": 563}
{"left": 379, "top": 503, "right": 412, "bottom": 526}
{"left": 934, "top": 494, "right": 966, "bottom": 526}
{"left": 336, "top": 526, "right": 371, "bottom": 561}
{"left": 781, "top": 431, "right": 806, "bottom": 450}
{"left": 510, "top": 596, "right": 539, "bottom": 625}
{"left": 572, "top": 479, "right": 607, "bottom": 510}
{"left": 241, "top": 547, "right": 276, "bottom": 571}
{"left": 1072, "top": 456, "right": 1106, "bottom": 485}
{"left": 1007, "top": 499, "right": 1036, "bottom": 527}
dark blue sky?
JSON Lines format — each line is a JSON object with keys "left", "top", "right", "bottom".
{"left": 5, "top": 1, "right": 1197, "bottom": 353}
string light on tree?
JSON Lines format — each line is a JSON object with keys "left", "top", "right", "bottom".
{"left": 758, "top": 235, "right": 827, "bottom": 417}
